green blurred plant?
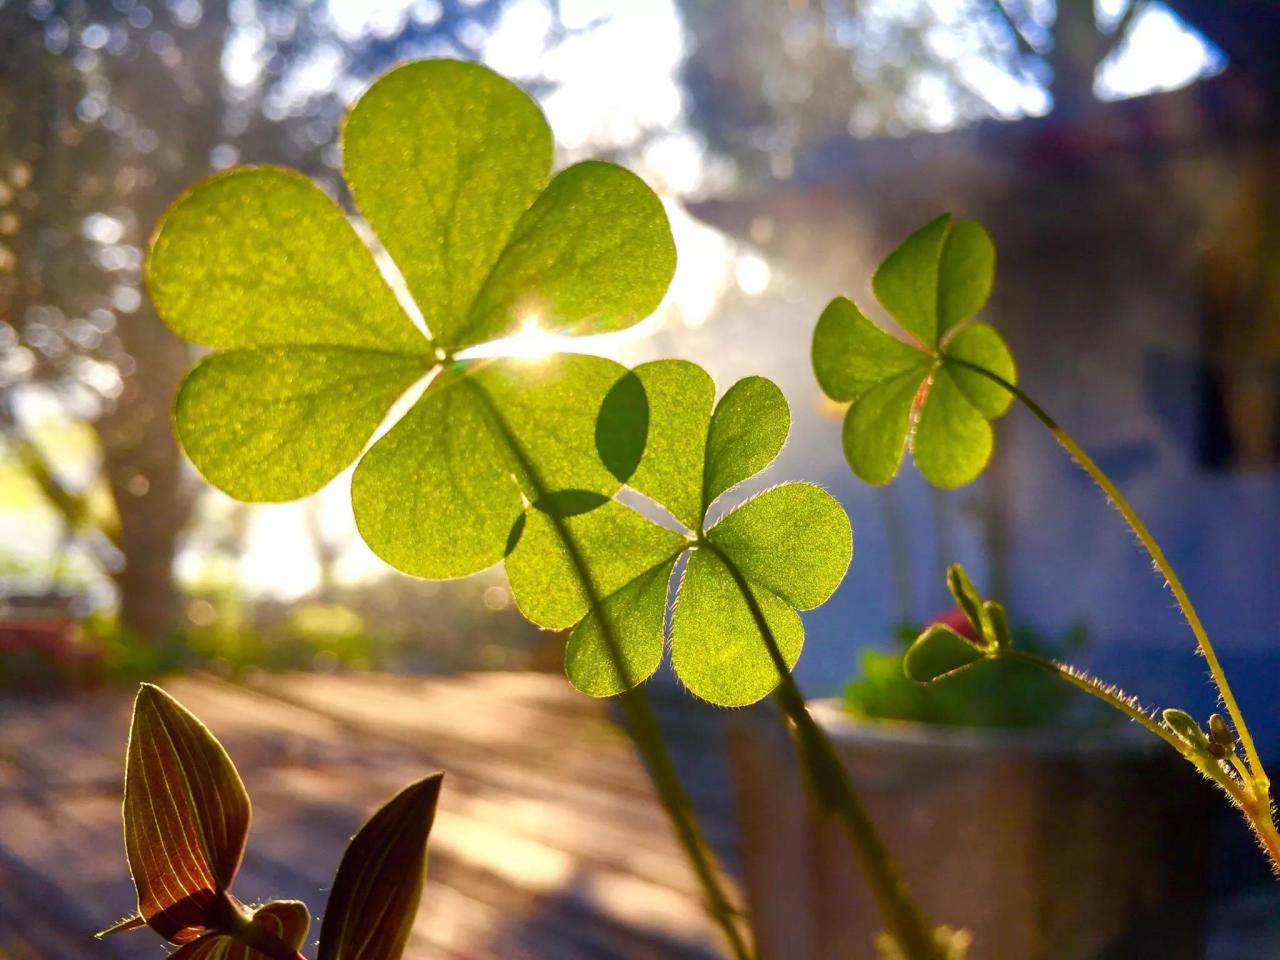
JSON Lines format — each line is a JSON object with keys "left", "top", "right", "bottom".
{"left": 816, "top": 215, "right": 1280, "bottom": 875}
{"left": 846, "top": 615, "right": 1090, "bottom": 729}
{"left": 100, "top": 684, "right": 442, "bottom": 960}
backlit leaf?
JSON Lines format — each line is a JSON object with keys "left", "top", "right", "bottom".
{"left": 707, "top": 483, "right": 851, "bottom": 611}
{"left": 148, "top": 166, "right": 425, "bottom": 353}
{"left": 505, "top": 498, "right": 685, "bottom": 630}
{"left": 317, "top": 774, "right": 444, "bottom": 960}
{"left": 812, "top": 296, "right": 923, "bottom": 402}
{"left": 871, "top": 214, "right": 950, "bottom": 344}
{"left": 702, "top": 376, "right": 789, "bottom": 515}
{"left": 123, "top": 684, "right": 250, "bottom": 943}
{"left": 613, "top": 360, "right": 715, "bottom": 529}
{"left": 352, "top": 354, "right": 631, "bottom": 579}
{"left": 840, "top": 368, "right": 925, "bottom": 486}
{"left": 176, "top": 348, "right": 427, "bottom": 502}
{"left": 566, "top": 559, "right": 679, "bottom": 697}
{"left": 464, "top": 161, "right": 676, "bottom": 346}
{"left": 911, "top": 366, "right": 992, "bottom": 489}
{"left": 903, "top": 624, "right": 987, "bottom": 683}
{"left": 813, "top": 215, "right": 1016, "bottom": 490}
{"left": 672, "top": 548, "right": 804, "bottom": 706}
{"left": 342, "top": 59, "right": 552, "bottom": 349}
{"left": 936, "top": 219, "right": 995, "bottom": 338}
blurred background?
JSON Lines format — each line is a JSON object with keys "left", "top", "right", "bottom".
{"left": 1, "top": 1, "right": 1278, "bottom": 957}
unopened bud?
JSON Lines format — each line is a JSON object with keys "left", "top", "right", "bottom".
{"left": 1208, "top": 713, "right": 1235, "bottom": 756}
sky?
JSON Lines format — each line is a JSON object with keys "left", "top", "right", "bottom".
{"left": 2, "top": 0, "right": 1227, "bottom": 605}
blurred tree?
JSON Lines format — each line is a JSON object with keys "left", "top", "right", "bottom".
{"left": 0, "top": 0, "right": 581, "bottom": 645}
{"left": 674, "top": 0, "right": 1207, "bottom": 180}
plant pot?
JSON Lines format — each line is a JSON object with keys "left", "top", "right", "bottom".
{"left": 727, "top": 700, "right": 1215, "bottom": 960}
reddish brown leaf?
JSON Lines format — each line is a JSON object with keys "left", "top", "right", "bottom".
{"left": 317, "top": 774, "right": 444, "bottom": 960}
{"left": 168, "top": 900, "right": 311, "bottom": 960}
{"left": 123, "top": 684, "right": 251, "bottom": 942}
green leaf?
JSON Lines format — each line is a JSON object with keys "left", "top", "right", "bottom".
{"left": 840, "top": 368, "right": 925, "bottom": 486}
{"left": 871, "top": 214, "right": 950, "bottom": 345}
{"left": 566, "top": 559, "right": 679, "bottom": 697}
{"left": 149, "top": 167, "right": 427, "bottom": 354}
{"left": 176, "top": 348, "right": 427, "bottom": 502}
{"left": 463, "top": 162, "right": 676, "bottom": 346}
{"left": 317, "top": 774, "right": 444, "bottom": 960}
{"left": 505, "top": 498, "right": 685, "bottom": 630}
{"left": 122, "top": 684, "right": 250, "bottom": 943}
{"left": 911, "top": 366, "right": 992, "bottom": 488}
{"left": 671, "top": 548, "right": 803, "bottom": 706}
{"left": 903, "top": 624, "right": 988, "bottom": 683}
{"left": 984, "top": 600, "right": 1012, "bottom": 652}
{"left": 816, "top": 215, "right": 1016, "bottom": 491}
{"left": 614, "top": 360, "right": 715, "bottom": 529}
{"left": 943, "top": 323, "right": 1015, "bottom": 418}
{"left": 342, "top": 59, "right": 552, "bottom": 349}
{"left": 936, "top": 219, "right": 995, "bottom": 338}
{"left": 812, "top": 296, "right": 925, "bottom": 402}
{"left": 352, "top": 354, "right": 629, "bottom": 579}
{"left": 1162, "top": 709, "right": 1213, "bottom": 754}
{"left": 702, "top": 376, "right": 789, "bottom": 515}
{"left": 945, "top": 563, "right": 987, "bottom": 644}
{"left": 707, "top": 483, "right": 851, "bottom": 610}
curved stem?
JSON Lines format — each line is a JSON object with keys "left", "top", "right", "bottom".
{"left": 1006, "top": 649, "right": 1280, "bottom": 871}
{"left": 705, "top": 542, "right": 947, "bottom": 960}
{"left": 473, "top": 382, "right": 753, "bottom": 960}
{"left": 946, "top": 356, "right": 1267, "bottom": 786}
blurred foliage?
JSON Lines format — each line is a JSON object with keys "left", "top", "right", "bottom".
{"left": 845, "top": 618, "right": 1097, "bottom": 728}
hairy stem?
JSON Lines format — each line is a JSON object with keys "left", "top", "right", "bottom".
{"left": 705, "top": 542, "right": 946, "bottom": 960}
{"left": 946, "top": 356, "right": 1267, "bottom": 786}
{"left": 1006, "top": 648, "right": 1280, "bottom": 871}
{"left": 472, "top": 380, "right": 753, "bottom": 960}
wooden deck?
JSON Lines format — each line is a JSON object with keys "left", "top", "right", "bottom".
{"left": 0, "top": 672, "right": 742, "bottom": 959}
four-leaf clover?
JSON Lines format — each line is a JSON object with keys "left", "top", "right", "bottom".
{"left": 812, "top": 214, "right": 1017, "bottom": 488}
{"left": 505, "top": 361, "right": 852, "bottom": 706}
{"left": 149, "top": 59, "right": 675, "bottom": 579}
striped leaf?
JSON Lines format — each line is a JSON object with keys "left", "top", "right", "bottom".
{"left": 318, "top": 774, "right": 444, "bottom": 960}
{"left": 122, "top": 684, "right": 251, "bottom": 943}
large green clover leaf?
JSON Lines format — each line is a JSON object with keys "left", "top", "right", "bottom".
{"left": 505, "top": 361, "right": 852, "bottom": 706}
{"left": 811, "top": 214, "right": 1017, "bottom": 488}
{"left": 149, "top": 59, "right": 675, "bottom": 578}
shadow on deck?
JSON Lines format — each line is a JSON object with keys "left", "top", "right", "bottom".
{"left": 0, "top": 671, "right": 743, "bottom": 959}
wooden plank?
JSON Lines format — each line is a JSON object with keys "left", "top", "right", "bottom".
{"left": 0, "top": 674, "right": 738, "bottom": 959}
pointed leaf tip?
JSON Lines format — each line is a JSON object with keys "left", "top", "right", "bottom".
{"left": 123, "top": 683, "right": 250, "bottom": 942}
{"left": 317, "top": 773, "right": 444, "bottom": 960}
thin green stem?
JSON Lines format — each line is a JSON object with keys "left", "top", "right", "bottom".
{"left": 946, "top": 356, "right": 1267, "bottom": 786}
{"left": 1004, "top": 649, "right": 1280, "bottom": 871}
{"left": 705, "top": 542, "right": 946, "bottom": 960}
{"left": 472, "top": 381, "right": 753, "bottom": 960}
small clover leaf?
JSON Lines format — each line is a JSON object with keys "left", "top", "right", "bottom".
{"left": 150, "top": 59, "right": 675, "bottom": 579}
{"left": 507, "top": 360, "right": 851, "bottom": 706}
{"left": 812, "top": 214, "right": 1017, "bottom": 489}
{"left": 903, "top": 564, "right": 1010, "bottom": 683}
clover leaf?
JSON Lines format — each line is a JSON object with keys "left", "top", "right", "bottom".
{"left": 812, "top": 214, "right": 1017, "bottom": 488}
{"left": 902, "top": 563, "right": 1009, "bottom": 683}
{"left": 505, "top": 361, "right": 851, "bottom": 706}
{"left": 149, "top": 59, "right": 675, "bottom": 579}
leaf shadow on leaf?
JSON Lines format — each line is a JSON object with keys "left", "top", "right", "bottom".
{"left": 595, "top": 370, "right": 649, "bottom": 483}
{"left": 534, "top": 489, "right": 611, "bottom": 518}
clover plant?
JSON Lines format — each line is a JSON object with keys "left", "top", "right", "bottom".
{"left": 144, "top": 55, "right": 973, "bottom": 960}
{"left": 816, "top": 216, "right": 1280, "bottom": 873}
{"left": 99, "top": 684, "right": 442, "bottom": 960}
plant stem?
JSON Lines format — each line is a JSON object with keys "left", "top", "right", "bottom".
{"left": 946, "top": 356, "right": 1267, "bottom": 786}
{"left": 706, "top": 542, "right": 947, "bottom": 960}
{"left": 1006, "top": 648, "right": 1280, "bottom": 871}
{"left": 473, "top": 381, "right": 753, "bottom": 960}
